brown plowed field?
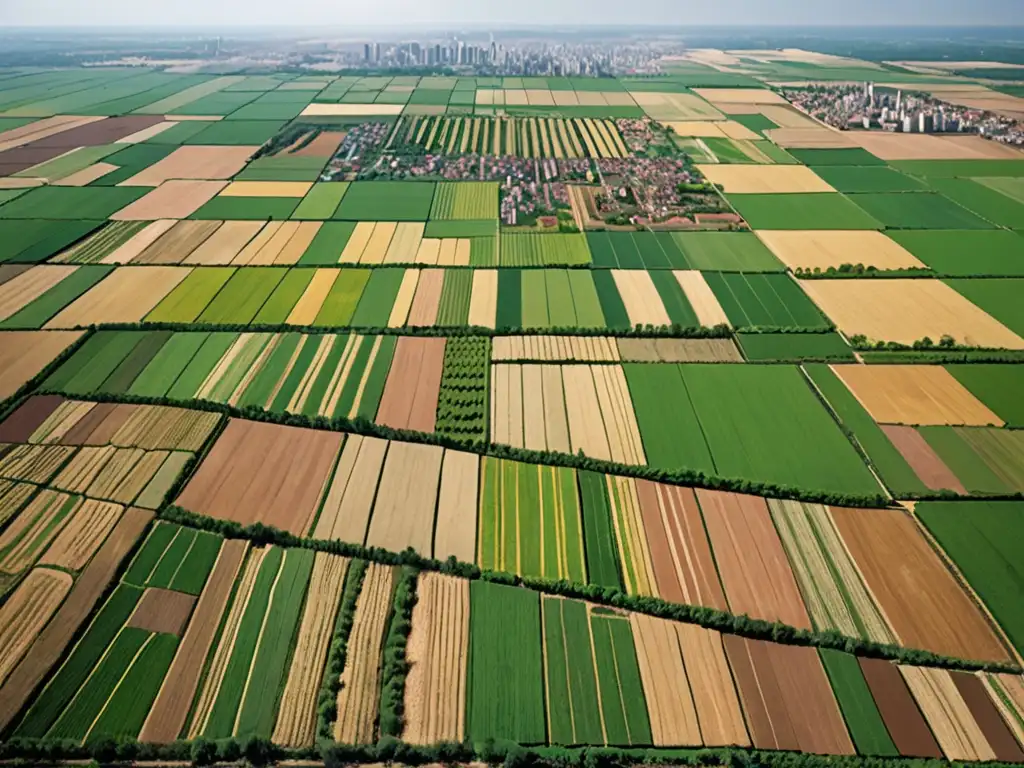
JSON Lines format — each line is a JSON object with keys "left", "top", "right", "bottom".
{"left": 406, "top": 269, "right": 444, "bottom": 326}
{"left": 830, "top": 506, "right": 1011, "bottom": 663}
{"left": 128, "top": 587, "right": 197, "bottom": 636}
{"left": 635, "top": 482, "right": 727, "bottom": 610}
{"left": 616, "top": 337, "right": 742, "bottom": 362}
{"left": 629, "top": 613, "right": 701, "bottom": 746}
{"left": 983, "top": 674, "right": 1024, "bottom": 749}
{"left": 335, "top": 562, "right": 395, "bottom": 743}
{"left": 291, "top": 131, "right": 345, "bottom": 157}
{"left": 134, "top": 221, "right": 222, "bottom": 264}
{"left": 880, "top": 425, "right": 967, "bottom": 494}
{"left": 140, "top": 538, "right": 246, "bottom": 743}
{"left": 404, "top": 573, "right": 469, "bottom": 744}
{"left": 32, "top": 115, "right": 164, "bottom": 148}
{"left": 0, "top": 506, "right": 151, "bottom": 731}
{"left": 833, "top": 364, "right": 1003, "bottom": 426}
{"left": 725, "top": 636, "right": 852, "bottom": 754}
{"left": 272, "top": 552, "right": 349, "bottom": 747}
{"left": 675, "top": 623, "right": 749, "bottom": 747}
{"left": 376, "top": 337, "right": 445, "bottom": 433}
{"left": 697, "top": 489, "right": 811, "bottom": 630}
{"left": 860, "top": 657, "right": 942, "bottom": 757}
{"left": 60, "top": 403, "right": 116, "bottom": 445}
{"left": 176, "top": 419, "right": 342, "bottom": 535}
{"left": 75, "top": 403, "right": 136, "bottom": 445}
{"left": 0, "top": 396, "right": 64, "bottom": 443}
{"left": 900, "top": 665, "right": 995, "bottom": 761}
{"left": 0, "top": 331, "right": 83, "bottom": 401}
{"left": 952, "top": 671, "right": 1024, "bottom": 762}
{"left": 365, "top": 442, "right": 443, "bottom": 555}
{"left": 0, "top": 264, "right": 31, "bottom": 287}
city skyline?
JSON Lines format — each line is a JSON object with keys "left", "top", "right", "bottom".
{"left": 2, "top": 0, "right": 1023, "bottom": 27}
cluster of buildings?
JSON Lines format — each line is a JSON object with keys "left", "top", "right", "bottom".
{"left": 358, "top": 37, "right": 661, "bottom": 76}
{"left": 784, "top": 82, "right": 1023, "bottom": 143}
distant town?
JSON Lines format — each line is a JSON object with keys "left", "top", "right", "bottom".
{"left": 783, "top": 82, "right": 1024, "bottom": 146}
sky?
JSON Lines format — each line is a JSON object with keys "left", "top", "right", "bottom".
{"left": 1, "top": 0, "right": 1021, "bottom": 27}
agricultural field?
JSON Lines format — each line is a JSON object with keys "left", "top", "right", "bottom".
{"left": 6, "top": 62, "right": 1024, "bottom": 767}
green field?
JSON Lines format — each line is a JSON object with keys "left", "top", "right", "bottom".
{"left": 703, "top": 272, "right": 829, "bottom": 329}
{"left": 818, "top": 649, "right": 898, "bottom": 756}
{"left": 787, "top": 148, "right": 886, "bottom": 166}
{"left": 436, "top": 270, "right": 473, "bottom": 326}
{"left": 42, "top": 330, "right": 142, "bottom": 393}
{"left": 424, "top": 219, "right": 498, "bottom": 238}
{"left": 501, "top": 233, "right": 590, "bottom": 266}
{"left": 0, "top": 186, "right": 145, "bottom": 220}
{"left": 890, "top": 159, "right": 1024, "bottom": 179}
{"left": 847, "top": 192, "right": 996, "bottom": 230}
{"left": 291, "top": 183, "right": 349, "bottom": 220}
{"left": 577, "top": 471, "right": 622, "bottom": 590}
{"left": 312, "top": 269, "right": 370, "bottom": 326}
{"left": 299, "top": 222, "right": 356, "bottom": 264}
{"left": 123, "top": 523, "right": 222, "bottom": 595}
{"left": 917, "top": 501, "right": 1024, "bottom": 657}
{"left": 190, "top": 196, "right": 299, "bottom": 221}
{"left": 430, "top": 182, "right": 498, "bottom": 220}
{"left": 350, "top": 268, "right": 405, "bottom": 326}
{"left": 52, "top": 221, "right": 151, "bottom": 264}
{"left": 253, "top": 270, "right": 316, "bottom": 324}
{"left": 182, "top": 119, "right": 286, "bottom": 145}
{"left": 946, "top": 364, "right": 1024, "bottom": 426}
{"left": 128, "top": 332, "right": 210, "bottom": 397}
{"left": 543, "top": 597, "right": 604, "bottom": 744}
{"left": 920, "top": 426, "right": 1024, "bottom": 494}
{"left": 926, "top": 178, "right": 1024, "bottom": 229}
{"left": 945, "top": 278, "right": 1024, "bottom": 337}
{"left": 887, "top": 230, "right": 1024, "bottom": 276}
{"left": 146, "top": 267, "right": 235, "bottom": 323}
{"left": 1, "top": 265, "right": 113, "bottom": 329}
{"left": 812, "top": 166, "right": 928, "bottom": 193}
{"left": 195, "top": 268, "right": 286, "bottom": 324}
{"left": 0, "top": 220, "right": 102, "bottom": 264}
{"left": 672, "top": 231, "right": 783, "bottom": 271}
{"left": 466, "top": 581, "right": 546, "bottom": 743}
{"left": 727, "top": 193, "right": 882, "bottom": 230}
{"left": 737, "top": 332, "right": 855, "bottom": 361}
{"left": 334, "top": 181, "right": 436, "bottom": 221}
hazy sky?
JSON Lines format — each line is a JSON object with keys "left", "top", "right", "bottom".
{"left": 1, "top": 0, "right": 1020, "bottom": 26}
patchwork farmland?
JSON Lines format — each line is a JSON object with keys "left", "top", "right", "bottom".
{"left": 2, "top": 58, "right": 1024, "bottom": 768}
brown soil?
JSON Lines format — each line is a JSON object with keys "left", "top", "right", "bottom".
{"left": 135, "top": 221, "right": 222, "bottom": 265}
{"left": 636, "top": 482, "right": 727, "bottom": 611}
{"left": 376, "top": 337, "right": 445, "bottom": 433}
{"left": 697, "top": 489, "right": 812, "bottom": 630}
{"left": 123, "top": 145, "right": 256, "bottom": 186}
{"left": 406, "top": 269, "right": 444, "bottom": 326}
{"left": 290, "top": 131, "right": 346, "bottom": 158}
{"left": 31, "top": 115, "right": 164, "bottom": 148}
{"left": 0, "top": 506, "right": 152, "bottom": 731}
{"left": 951, "top": 671, "right": 1024, "bottom": 762}
{"left": 880, "top": 425, "right": 967, "bottom": 494}
{"left": 176, "top": 419, "right": 342, "bottom": 535}
{"left": 723, "top": 634, "right": 782, "bottom": 750}
{"left": 0, "top": 331, "right": 83, "bottom": 402}
{"left": 0, "top": 395, "right": 64, "bottom": 443}
{"left": 0, "top": 265, "right": 31, "bottom": 287}
{"left": 831, "top": 506, "right": 1010, "bottom": 663}
{"left": 74, "top": 403, "right": 134, "bottom": 445}
{"left": 128, "top": 587, "right": 197, "bottom": 636}
{"left": 140, "top": 538, "right": 247, "bottom": 743}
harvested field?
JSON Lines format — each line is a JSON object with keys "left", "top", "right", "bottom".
{"left": 630, "top": 92, "right": 724, "bottom": 121}
{"left": 859, "top": 657, "right": 943, "bottom": 757}
{"left": 603, "top": 475, "right": 656, "bottom": 597}
{"left": 797, "top": 279, "right": 1024, "bottom": 349}
{"left": 301, "top": 103, "right": 405, "bottom": 117}
{"left": 756, "top": 230, "right": 925, "bottom": 271}
{"left": 767, "top": 499, "right": 895, "bottom": 643}
{"left": 627, "top": 614, "right": 699, "bottom": 746}
{"left": 848, "top": 132, "right": 1024, "bottom": 160}
{"left": 134, "top": 221, "right": 222, "bottom": 265}
{"left": 139, "top": 539, "right": 248, "bottom": 743}
{"left": 634, "top": 482, "right": 726, "bottom": 610}
{"left": 900, "top": 666, "right": 995, "bottom": 761}
{"left": 880, "top": 425, "right": 967, "bottom": 494}
{"left": 0, "top": 445, "right": 75, "bottom": 484}
{"left": 183, "top": 221, "right": 264, "bottom": 264}
{"left": 110, "top": 180, "right": 227, "bottom": 220}
{"left": 697, "top": 164, "right": 834, "bottom": 193}
{"left": 830, "top": 506, "right": 1011, "bottom": 663}
{"left": 672, "top": 271, "right": 732, "bottom": 328}
{"left": 176, "top": 419, "right": 342, "bottom": 535}
{"left": 0, "top": 265, "right": 80, "bottom": 322}
{"left": 493, "top": 336, "right": 620, "bottom": 362}
{"left": 272, "top": 552, "right": 349, "bottom": 747}
{"left": 45, "top": 267, "right": 190, "bottom": 328}
{"left": 833, "top": 364, "right": 1003, "bottom": 426}
{"left": 291, "top": 131, "right": 345, "bottom": 157}
{"left": 0, "top": 506, "right": 151, "bottom": 732}
{"left": 675, "top": 623, "right": 750, "bottom": 747}
{"left": 611, "top": 270, "right": 672, "bottom": 327}
{"left": 121, "top": 145, "right": 256, "bottom": 186}
{"left": 404, "top": 572, "right": 469, "bottom": 744}
{"left": 37, "top": 499, "right": 123, "bottom": 571}
{"left": 126, "top": 587, "right": 196, "bottom": 636}
{"left": 467, "top": 269, "right": 497, "bottom": 328}
{"left": 376, "top": 337, "right": 445, "bottom": 433}
{"left": 0, "top": 331, "right": 83, "bottom": 401}
{"left": 335, "top": 562, "right": 395, "bottom": 743}
{"left": 694, "top": 88, "right": 790, "bottom": 106}
{"left": 765, "top": 127, "right": 857, "bottom": 149}
{"left": 365, "top": 442, "right": 443, "bottom": 555}
{"left": 0, "top": 568, "right": 72, "bottom": 686}
{"left": 221, "top": 181, "right": 313, "bottom": 198}
{"left": 313, "top": 435, "right": 387, "bottom": 545}
{"left": 697, "top": 490, "right": 812, "bottom": 629}
{"left": 724, "top": 636, "right": 854, "bottom": 755}
{"left": 616, "top": 337, "right": 742, "bottom": 362}
{"left": 433, "top": 450, "right": 479, "bottom": 562}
